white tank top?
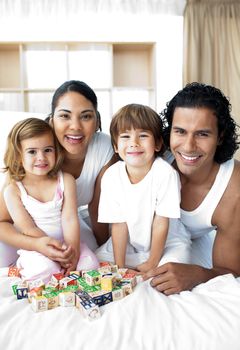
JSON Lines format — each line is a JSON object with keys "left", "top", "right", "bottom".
{"left": 16, "top": 171, "right": 64, "bottom": 240}
{"left": 181, "top": 159, "right": 234, "bottom": 239}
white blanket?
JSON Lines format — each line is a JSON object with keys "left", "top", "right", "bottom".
{"left": 0, "top": 268, "right": 239, "bottom": 350}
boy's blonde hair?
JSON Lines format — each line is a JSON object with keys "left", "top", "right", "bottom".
{"left": 3, "top": 117, "right": 64, "bottom": 180}
{"left": 110, "top": 103, "right": 165, "bottom": 156}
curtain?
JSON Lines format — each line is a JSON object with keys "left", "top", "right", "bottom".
{"left": 183, "top": 0, "right": 240, "bottom": 160}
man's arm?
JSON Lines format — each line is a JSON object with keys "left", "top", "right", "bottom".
{"left": 143, "top": 163, "right": 240, "bottom": 295}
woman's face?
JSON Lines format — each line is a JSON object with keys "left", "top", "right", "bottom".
{"left": 52, "top": 91, "right": 98, "bottom": 158}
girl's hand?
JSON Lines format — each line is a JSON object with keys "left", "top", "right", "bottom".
{"left": 37, "top": 236, "right": 74, "bottom": 263}
{"left": 61, "top": 246, "right": 80, "bottom": 275}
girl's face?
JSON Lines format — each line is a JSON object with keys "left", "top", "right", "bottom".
{"left": 52, "top": 91, "right": 98, "bottom": 159}
{"left": 20, "top": 132, "right": 56, "bottom": 177}
{"left": 115, "top": 128, "right": 161, "bottom": 172}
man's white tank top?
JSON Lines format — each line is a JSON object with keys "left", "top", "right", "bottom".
{"left": 181, "top": 159, "right": 234, "bottom": 239}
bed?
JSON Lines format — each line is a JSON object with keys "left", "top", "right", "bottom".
{"left": 0, "top": 267, "right": 239, "bottom": 350}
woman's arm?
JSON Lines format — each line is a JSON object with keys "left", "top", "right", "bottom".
{"left": 137, "top": 215, "right": 169, "bottom": 273}
{"left": 88, "top": 155, "right": 117, "bottom": 246}
{"left": 61, "top": 172, "right": 81, "bottom": 272}
{"left": 111, "top": 222, "right": 128, "bottom": 268}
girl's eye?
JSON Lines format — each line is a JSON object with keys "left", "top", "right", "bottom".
{"left": 27, "top": 150, "right": 36, "bottom": 155}
{"left": 45, "top": 148, "right": 54, "bottom": 153}
{"left": 139, "top": 133, "right": 149, "bottom": 138}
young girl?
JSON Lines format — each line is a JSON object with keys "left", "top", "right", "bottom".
{"left": 96, "top": 104, "right": 190, "bottom": 273}
{"left": 3, "top": 117, "right": 99, "bottom": 282}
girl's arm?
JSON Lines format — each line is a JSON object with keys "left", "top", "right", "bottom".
{"left": 89, "top": 156, "right": 117, "bottom": 246}
{"left": 61, "top": 172, "right": 81, "bottom": 272}
{"left": 0, "top": 186, "right": 72, "bottom": 263}
{"left": 137, "top": 215, "right": 169, "bottom": 273}
{"left": 111, "top": 222, "right": 129, "bottom": 268}
{"left": 4, "top": 183, "right": 46, "bottom": 238}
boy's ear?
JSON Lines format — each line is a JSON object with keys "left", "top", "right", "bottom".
{"left": 155, "top": 138, "right": 163, "bottom": 152}
{"left": 114, "top": 145, "right": 119, "bottom": 153}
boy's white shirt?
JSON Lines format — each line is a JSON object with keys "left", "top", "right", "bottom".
{"left": 98, "top": 157, "right": 181, "bottom": 253}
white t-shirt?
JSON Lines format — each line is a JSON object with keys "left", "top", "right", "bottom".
{"left": 76, "top": 132, "right": 114, "bottom": 208}
{"left": 98, "top": 157, "right": 181, "bottom": 252}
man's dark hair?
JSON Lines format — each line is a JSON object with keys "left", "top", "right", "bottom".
{"left": 161, "top": 82, "right": 239, "bottom": 163}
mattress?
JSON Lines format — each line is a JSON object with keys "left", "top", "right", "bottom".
{"left": 0, "top": 267, "right": 239, "bottom": 350}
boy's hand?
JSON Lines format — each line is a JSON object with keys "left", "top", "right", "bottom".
{"left": 136, "top": 260, "right": 158, "bottom": 274}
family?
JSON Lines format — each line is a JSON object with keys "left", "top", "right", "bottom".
{"left": 0, "top": 80, "right": 239, "bottom": 295}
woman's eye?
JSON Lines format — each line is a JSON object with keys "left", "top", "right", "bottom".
{"left": 80, "top": 114, "right": 93, "bottom": 121}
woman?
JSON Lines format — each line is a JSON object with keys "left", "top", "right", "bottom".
{"left": 0, "top": 80, "right": 115, "bottom": 267}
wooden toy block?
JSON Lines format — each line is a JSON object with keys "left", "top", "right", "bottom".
{"left": 69, "top": 271, "right": 80, "bottom": 276}
{"left": 28, "top": 279, "right": 45, "bottom": 292}
{"left": 122, "top": 273, "right": 137, "bottom": 287}
{"left": 79, "top": 300, "right": 101, "bottom": 321}
{"left": 8, "top": 266, "right": 20, "bottom": 277}
{"left": 51, "top": 273, "right": 64, "bottom": 284}
{"left": 59, "top": 292, "right": 75, "bottom": 307}
{"left": 45, "top": 292, "right": 59, "bottom": 309}
{"left": 110, "top": 264, "right": 118, "bottom": 273}
{"left": 117, "top": 268, "right": 128, "bottom": 276}
{"left": 112, "top": 286, "right": 124, "bottom": 301}
{"left": 85, "top": 270, "right": 101, "bottom": 286}
{"left": 31, "top": 296, "right": 48, "bottom": 312}
{"left": 16, "top": 283, "right": 28, "bottom": 299}
{"left": 101, "top": 291, "right": 113, "bottom": 305}
{"left": 28, "top": 287, "right": 43, "bottom": 303}
{"left": 59, "top": 277, "right": 75, "bottom": 289}
{"left": 45, "top": 280, "right": 59, "bottom": 290}
{"left": 101, "top": 276, "right": 113, "bottom": 291}
{"left": 120, "top": 282, "right": 134, "bottom": 296}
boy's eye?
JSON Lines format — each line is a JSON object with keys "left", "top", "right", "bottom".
{"left": 119, "top": 134, "right": 130, "bottom": 139}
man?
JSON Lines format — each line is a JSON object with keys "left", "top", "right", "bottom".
{"left": 144, "top": 82, "right": 240, "bottom": 295}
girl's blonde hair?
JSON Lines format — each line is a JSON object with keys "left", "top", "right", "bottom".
{"left": 110, "top": 103, "right": 165, "bottom": 156}
{"left": 3, "top": 117, "right": 64, "bottom": 180}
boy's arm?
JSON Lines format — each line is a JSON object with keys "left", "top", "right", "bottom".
{"left": 4, "top": 183, "right": 46, "bottom": 238}
{"left": 61, "top": 173, "right": 80, "bottom": 271}
{"left": 137, "top": 215, "right": 169, "bottom": 273}
{"left": 111, "top": 222, "right": 128, "bottom": 268}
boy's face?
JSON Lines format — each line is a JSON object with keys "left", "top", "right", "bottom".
{"left": 115, "top": 128, "right": 161, "bottom": 171}
{"left": 170, "top": 107, "right": 220, "bottom": 178}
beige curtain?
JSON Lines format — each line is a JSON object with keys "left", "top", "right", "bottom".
{"left": 183, "top": 0, "right": 240, "bottom": 159}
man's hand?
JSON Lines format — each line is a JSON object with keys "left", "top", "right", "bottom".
{"left": 143, "top": 262, "right": 207, "bottom": 295}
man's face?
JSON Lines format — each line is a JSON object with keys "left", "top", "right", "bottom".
{"left": 170, "top": 107, "right": 220, "bottom": 178}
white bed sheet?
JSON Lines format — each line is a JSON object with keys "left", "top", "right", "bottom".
{"left": 0, "top": 268, "right": 240, "bottom": 350}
